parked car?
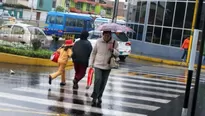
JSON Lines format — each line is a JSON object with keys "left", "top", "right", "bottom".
{"left": 0, "top": 23, "right": 49, "bottom": 48}
{"left": 0, "top": 12, "right": 11, "bottom": 21}
{"left": 75, "top": 30, "right": 131, "bottom": 61}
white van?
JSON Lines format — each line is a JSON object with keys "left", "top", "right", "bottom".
{"left": 75, "top": 30, "right": 131, "bottom": 61}
{"left": 94, "top": 17, "right": 126, "bottom": 29}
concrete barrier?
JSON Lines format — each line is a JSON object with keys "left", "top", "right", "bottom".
{"left": 0, "top": 52, "right": 73, "bottom": 67}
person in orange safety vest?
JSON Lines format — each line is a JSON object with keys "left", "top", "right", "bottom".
{"left": 49, "top": 39, "right": 73, "bottom": 86}
{"left": 181, "top": 37, "right": 190, "bottom": 61}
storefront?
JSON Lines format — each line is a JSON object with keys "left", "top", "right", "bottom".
{"left": 127, "top": 0, "right": 199, "bottom": 48}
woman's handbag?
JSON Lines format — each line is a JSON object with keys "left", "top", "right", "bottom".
{"left": 110, "top": 55, "right": 119, "bottom": 69}
{"left": 109, "top": 40, "right": 119, "bottom": 69}
{"left": 86, "top": 67, "right": 94, "bottom": 89}
{"left": 50, "top": 52, "right": 60, "bottom": 63}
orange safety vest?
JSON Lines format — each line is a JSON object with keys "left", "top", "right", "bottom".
{"left": 181, "top": 38, "right": 190, "bottom": 49}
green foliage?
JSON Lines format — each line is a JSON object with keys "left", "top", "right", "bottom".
{"left": 0, "top": 40, "right": 31, "bottom": 50}
{"left": 31, "top": 39, "right": 41, "bottom": 51}
{"left": 0, "top": 46, "right": 52, "bottom": 59}
{"left": 55, "top": 6, "right": 65, "bottom": 12}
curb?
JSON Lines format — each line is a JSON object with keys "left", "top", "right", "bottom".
{"left": 129, "top": 54, "right": 205, "bottom": 69}
{"left": 0, "top": 53, "right": 73, "bottom": 67}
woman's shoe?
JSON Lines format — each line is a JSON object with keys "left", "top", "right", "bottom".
{"left": 60, "top": 82, "right": 66, "bottom": 86}
{"left": 48, "top": 75, "right": 52, "bottom": 85}
{"left": 98, "top": 98, "right": 102, "bottom": 104}
{"left": 91, "top": 99, "right": 97, "bottom": 107}
{"left": 73, "top": 79, "right": 79, "bottom": 89}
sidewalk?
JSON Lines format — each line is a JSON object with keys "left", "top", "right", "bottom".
{"left": 129, "top": 54, "right": 205, "bottom": 69}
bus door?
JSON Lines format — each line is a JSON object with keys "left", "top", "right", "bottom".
{"left": 84, "top": 20, "right": 94, "bottom": 31}
{"left": 45, "top": 15, "right": 56, "bottom": 35}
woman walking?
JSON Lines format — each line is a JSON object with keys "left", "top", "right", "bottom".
{"left": 49, "top": 39, "right": 73, "bottom": 86}
{"left": 89, "top": 30, "right": 119, "bottom": 106}
{"left": 72, "top": 31, "right": 92, "bottom": 89}
{"left": 181, "top": 37, "right": 190, "bottom": 61}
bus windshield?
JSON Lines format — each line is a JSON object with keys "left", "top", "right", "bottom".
{"left": 46, "top": 15, "right": 63, "bottom": 25}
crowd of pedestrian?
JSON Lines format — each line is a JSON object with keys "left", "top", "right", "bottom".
{"left": 49, "top": 29, "right": 119, "bottom": 107}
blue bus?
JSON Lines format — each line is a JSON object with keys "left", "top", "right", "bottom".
{"left": 44, "top": 11, "right": 94, "bottom": 38}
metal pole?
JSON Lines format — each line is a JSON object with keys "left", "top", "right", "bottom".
{"left": 186, "top": 0, "right": 199, "bottom": 63}
{"left": 181, "top": 0, "right": 203, "bottom": 115}
{"left": 126, "top": 0, "right": 131, "bottom": 22}
{"left": 112, "top": 0, "right": 118, "bottom": 23}
{"left": 181, "top": 30, "right": 199, "bottom": 116}
{"left": 191, "top": 12, "right": 205, "bottom": 116}
{"left": 30, "top": 0, "right": 34, "bottom": 21}
{"left": 190, "top": 0, "right": 205, "bottom": 115}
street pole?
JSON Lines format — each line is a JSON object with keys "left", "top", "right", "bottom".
{"left": 181, "top": 0, "right": 203, "bottom": 115}
{"left": 30, "top": 0, "right": 34, "bottom": 21}
{"left": 186, "top": 0, "right": 199, "bottom": 64}
{"left": 181, "top": 30, "right": 199, "bottom": 116}
{"left": 112, "top": 0, "right": 119, "bottom": 23}
{"left": 191, "top": 5, "right": 205, "bottom": 116}
{"left": 126, "top": 0, "right": 130, "bottom": 22}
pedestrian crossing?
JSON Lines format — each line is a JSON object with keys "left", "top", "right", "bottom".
{"left": 0, "top": 71, "right": 188, "bottom": 116}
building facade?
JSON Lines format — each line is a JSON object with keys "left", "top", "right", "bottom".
{"left": 69, "top": 0, "right": 113, "bottom": 17}
{"left": 126, "top": 0, "right": 198, "bottom": 48}
{"left": 105, "top": 0, "right": 125, "bottom": 17}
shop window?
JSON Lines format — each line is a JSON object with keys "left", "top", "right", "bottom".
{"left": 171, "top": 29, "right": 182, "bottom": 47}
{"left": 39, "top": 0, "right": 43, "bottom": 8}
{"left": 155, "top": 1, "right": 165, "bottom": 25}
{"left": 184, "top": 3, "right": 194, "bottom": 28}
{"left": 153, "top": 27, "right": 161, "bottom": 44}
{"left": 76, "top": 3, "right": 82, "bottom": 10}
{"left": 148, "top": 2, "right": 157, "bottom": 25}
{"left": 164, "top": 2, "right": 175, "bottom": 27}
{"left": 174, "top": 2, "right": 186, "bottom": 28}
{"left": 161, "top": 28, "right": 171, "bottom": 45}
{"left": 146, "top": 26, "right": 153, "bottom": 42}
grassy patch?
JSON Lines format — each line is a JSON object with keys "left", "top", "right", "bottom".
{"left": 0, "top": 46, "right": 52, "bottom": 59}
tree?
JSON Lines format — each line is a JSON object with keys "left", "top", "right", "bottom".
{"left": 55, "top": 6, "right": 65, "bottom": 12}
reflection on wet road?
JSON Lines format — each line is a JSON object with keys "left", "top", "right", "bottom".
{"left": 0, "top": 59, "right": 204, "bottom": 116}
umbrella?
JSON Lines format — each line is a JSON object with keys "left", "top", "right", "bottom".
{"left": 96, "top": 23, "right": 134, "bottom": 32}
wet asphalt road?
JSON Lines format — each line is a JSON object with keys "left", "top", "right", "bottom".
{"left": 0, "top": 58, "right": 205, "bottom": 116}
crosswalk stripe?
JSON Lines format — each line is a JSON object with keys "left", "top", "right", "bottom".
{"left": 108, "top": 76, "right": 186, "bottom": 88}
{"left": 53, "top": 79, "right": 185, "bottom": 93}
{"left": 0, "top": 103, "right": 40, "bottom": 111}
{"left": 111, "top": 73, "right": 188, "bottom": 85}
{"left": 0, "top": 92, "right": 147, "bottom": 116}
{"left": 39, "top": 83, "right": 171, "bottom": 103}
{"left": 13, "top": 87, "right": 160, "bottom": 111}
{"left": 75, "top": 73, "right": 186, "bottom": 85}
{"left": 66, "top": 76, "right": 186, "bottom": 89}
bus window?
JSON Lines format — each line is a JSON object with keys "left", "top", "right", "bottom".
{"left": 66, "top": 18, "right": 76, "bottom": 27}
{"left": 46, "top": 15, "right": 55, "bottom": 24}
{"left": 88, "top": 21, "right": 94, "bottom": 28}
{"left": 76, "top": 19, "right": 84, "bottom": 27}
{"left": 56, "top": 16, "right": 63, "bottom": 25}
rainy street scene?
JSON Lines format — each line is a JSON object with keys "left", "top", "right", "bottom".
{"left": 1, "top": 59, "right": 205, "bottom": 116}
{"left": 1, "top": 0, "right": 205, "bottom": 116}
